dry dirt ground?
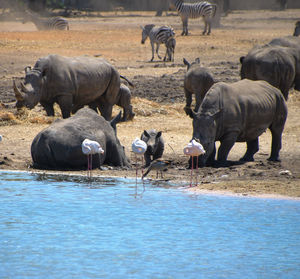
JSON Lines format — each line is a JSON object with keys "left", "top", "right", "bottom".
{"left": 0, "top": 9, "right": 300, "bottom": 198}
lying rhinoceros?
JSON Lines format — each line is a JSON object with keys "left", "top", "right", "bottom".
{"left": 268, "top": 35, "right": 300, "bottom": 49}
{"left": 187, "top": 79, "right": 287, "bottom": 167}
{"left": 183, "top": 58, "right": 214, "bottom": 115}
{"left": 31, "top": 107, "right": 130, "bottom": 170}
{"left": 13, "top": 54, "right": 130, "bottom": 120}
{"left": 240, "top": 44, "right": 300, "bottom": 100}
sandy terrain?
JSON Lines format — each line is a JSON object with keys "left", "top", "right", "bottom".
{"left": 0, "top": 9, "right": 300, "bottom": 198}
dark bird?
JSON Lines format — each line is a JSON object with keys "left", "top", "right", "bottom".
{"left": 142, "top": 159, "right": 171, "bottom": 179}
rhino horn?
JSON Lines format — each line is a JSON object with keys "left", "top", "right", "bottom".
{"left": 20, "top": 81, "right": 29, "bottom": 93}
{"left": 13, "top": 80, "right": 24, "bottom": 101}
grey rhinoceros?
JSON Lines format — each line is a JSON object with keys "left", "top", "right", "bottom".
{"left": 268, "top": 35, "right": 300, "bottom": 49}
{"left": 187, "top": 79, "right": 287, "bottom": 167}
{"left": 240, "top": 44, "right": 300, "bottom": 100}
{"left": 31, "top": 107, "right": 130, "bottom": 170}
{"left": 140, "top": 129, "right": 164, "bottom": 167}
{"left": 13, "top": 54, "right": 130, "bottom": 120}
{"left": 293, "top": 20, "right": 300, "bottom": 36}
{"left": 183, "top": 58, "right": 214, "bottom": 115}
{"left": 91, "top": 83, "right": 135, "bottom": 122}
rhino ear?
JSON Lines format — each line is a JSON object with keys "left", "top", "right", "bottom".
{"left": 240, "top": 56, "right": 245, "bottom": 64}
{"left": 110, "top": 111, "right": 122, "bottom": 131}
{"left": 195, "top": 57, "right": 200, "bottom": 64}
{"left": 143, "top": 130, "right": 150, "bottom": 138}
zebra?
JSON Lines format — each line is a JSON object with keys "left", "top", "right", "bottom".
{"left": 141, "top": 24, "right": 175, "bottom": 62}
{"left": 169, "top": 0, "right": 217, "bottom": 36}
{"left": 23, "top": 11, "right": 69, "bottom": 31}
{"left": 164, "top": 37, "right": 176, "bottom": 62}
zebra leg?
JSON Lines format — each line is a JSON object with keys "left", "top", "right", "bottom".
{"left": 156, "top": 43, "right": 162, "bottom": 60}
{"left": 203, "top": 20, "right": 208, "bottom": 35}
{"left": 150, "top": 41, "right": 155, "bottom": 62}
{"left": 181, "top": 17, "right": 188, "bottom": 35}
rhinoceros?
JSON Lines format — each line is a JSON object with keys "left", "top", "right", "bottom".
{"left": 13, "top": 54, "right": 129, "bottom": 120}
{"left": 240, "top": 45, "right": 300, "bottom": 100}
{"left": 187, "top": 79, "right": 287, "bottom": 167}
{"left": 268, "top": 35, "right": 300, "bottom": 49}
{"left": 31, "top": 107, "right": 130, "bottom": 170}
{"left": 90, "top": 83, "right": 135, "bottom": 122}
{"left": 183, "top": 58, "right": 214, "bottom": 115}
{"left": 293, "top": 20, "right": 300, "bottom": 37}
{"left": 140, "top": 129, "right": 164, "bottom": 167}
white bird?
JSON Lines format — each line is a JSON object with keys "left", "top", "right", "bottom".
{"left": 183, "top": 139, "right": 205, "bottom": 156}
{"left": 132, "top": 138, "right": 147, "bottom": 180}
{"left": 131, "top": 138, "right": 147, "bottom": 155}
{"left": 183, "top": 140, "right": 205, "bottom": 187}
{"left": 81, "top": 139, "right": 104, "bottom": 177}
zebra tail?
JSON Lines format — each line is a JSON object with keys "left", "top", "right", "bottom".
{"left": 120, "top": 75, "right": 134, "bottom": 87}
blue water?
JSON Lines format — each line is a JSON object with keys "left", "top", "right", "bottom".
{"left": 1, "top": 171, "right": 300, "bottom": 279}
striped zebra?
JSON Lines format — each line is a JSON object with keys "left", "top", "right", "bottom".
{"left": 164, "top": 37, "right": 176, "bottom": 62}
{"left": 170, "top": 0, "right": 217, "bottom": 35}
{"left": 141, "top": 24, "right": 175, "bottom": 62}
{"left": 23, "top": 11, "right": 69, "bottom": 31}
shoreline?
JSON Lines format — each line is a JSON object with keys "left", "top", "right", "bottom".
{"left": 2, "top": 168, "right": 300, "bottom": 201}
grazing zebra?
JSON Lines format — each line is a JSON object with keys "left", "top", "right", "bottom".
{"left": 164, "top": 37, "right": 176, "bottom": 62}
{"left": 23, "top": 11, "right": 69, "bottom": 31}
{"left": 141, "top": 24, "right": 175, "bottom": 62}
{"left": 169, "top": 0, "right": 217, "bottom": 35}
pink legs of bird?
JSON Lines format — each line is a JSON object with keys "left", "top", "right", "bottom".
{"left": 183, "top": 140, "right": 205, "bottom": 187}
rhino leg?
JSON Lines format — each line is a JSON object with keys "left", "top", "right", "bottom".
{"left": 57, "top": 95, "right": 72, "bottom": 119}
{"left": 184, "top": 88, "right": 193, "bottom": 114}
{"left": 144, "top": 153, "right": 152, "bottom": 167}
{"left": 216, "top": 136, "right": 237, "bottom": 167}
{"left": 40, "top": 101, "right": 55, "bottom": 116}
{"left": 240, "top": 138, "right": 259, "bottom": 162}
{"left": 194, "top": 94, "right": 204, "bottom": 113}
{"left": 268, "top": 129, "right": 283, "bottom": 162}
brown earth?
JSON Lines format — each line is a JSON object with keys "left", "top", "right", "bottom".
{"left": 1, "top": 10, "right": 300, "bottom": 198}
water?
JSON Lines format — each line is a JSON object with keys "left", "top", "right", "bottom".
{"left": 1, "top": 171, "right": 300, "bottom": 279}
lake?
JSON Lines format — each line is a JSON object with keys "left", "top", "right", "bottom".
{"left": 1, "top": 170, "right": 300, "bottom": 279}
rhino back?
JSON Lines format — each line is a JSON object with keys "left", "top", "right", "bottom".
{"left": 269, "top": 36, "right": 300, "bottom": 50}
{"left": 184, "top": 67, "right": 214, "bottom": 92}
{"left": 201, "top": 79, "right": 287, "bottom": 142}
{"left": 241, "top": 46, "right": 295, "bottom": 98}
{"left": 37, "top": 55, "right": 119, "bottom": 105}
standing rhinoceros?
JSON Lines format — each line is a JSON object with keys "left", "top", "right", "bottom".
{"left": 240, "top": 45, "right": 300, "bottom": 100}
{"left": 91, "top": 83, "right": 135, "bottom": 122}
{"left": 183, "top": 58, "right": 214, "bottom": 115}
{"left": 31, "top": 107, "right": 130, "bottom": 170}
{"left": 188, "top": 79, "right": 287, "bottom": 167}
{"left": 293, "top": 20, "right": 300, "bottom": 36}
{"left": 140, "top": 129, "right": 164, "bottom": 167}
{"left": 13, "top": 54, "right": 125, "bottom": 120}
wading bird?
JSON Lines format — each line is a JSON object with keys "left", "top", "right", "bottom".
{"left": 183, "top": 139, "right": 205, "bottom": 187}
{"left": 82, "top": 139, "right": 104, "bottom": 178}
{"left": 132, "top": 138, "right": 147, "bottom": 180}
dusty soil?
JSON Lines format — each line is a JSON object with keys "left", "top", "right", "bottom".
{"left": 1, "top": 10, "right": 300, "bottom": 198}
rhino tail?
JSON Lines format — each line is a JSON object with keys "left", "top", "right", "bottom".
{"left": 120, "top": 75, "right": 134, "bottom": 88}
